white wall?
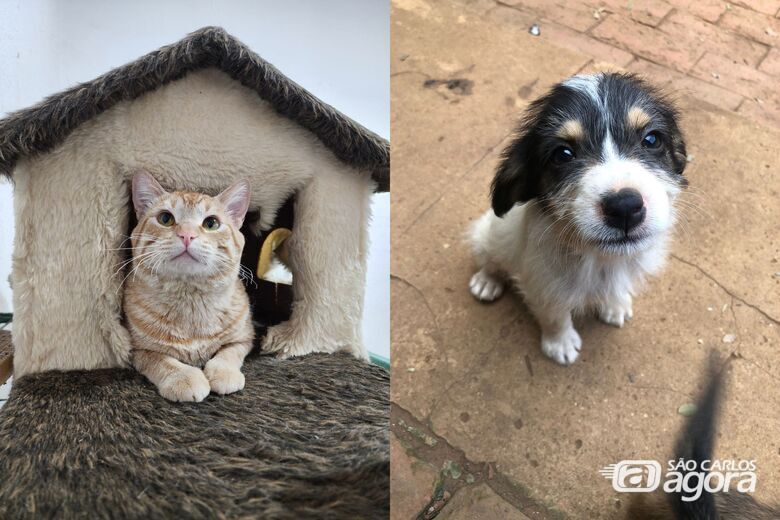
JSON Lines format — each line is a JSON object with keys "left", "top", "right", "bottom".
{"left": 0, "top": 0, "right": 390, "bottom": 358}
{"left": 0, "top": 181, "right": 11, "bottom": 313}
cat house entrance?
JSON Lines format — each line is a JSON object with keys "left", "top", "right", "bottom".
{"left": 240, "top": 197, "right": 295, "bottom": 334}
{"left": 123, "top": 195, "right": 295, "bottom": 338}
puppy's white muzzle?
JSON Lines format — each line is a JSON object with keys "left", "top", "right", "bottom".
{"left": 569, "top": 157, "right": 678, "bottom": 255}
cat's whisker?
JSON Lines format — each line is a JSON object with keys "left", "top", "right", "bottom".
{"left": 113, "top": 248, "right": 160, "bottom": 263}
{"left": 237, "top": 264, "right": 258, "bottom": 288}
{"left": 111, "top": 250, "right": 162, "bottom": 278}
{"left": 150, "top": 255, "right": 167, "bottom": 276}
{"left": 116, "top": 234, "right": 160, "bottom": 245}
{"left": 116, "top": 263, "right": 144, "bottom": 293}
{"left": 106, "top": 237, "right": 162, "bottom": 257}
{"left": 104, "top": 245, "right": 148, "bottom": 251}
{"left": 134, "top": 251, "right": 168, "bottom": 283}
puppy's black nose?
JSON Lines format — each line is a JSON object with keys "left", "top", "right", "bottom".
{"left": 602, "top": 188, "right": 646, "bottom": 233}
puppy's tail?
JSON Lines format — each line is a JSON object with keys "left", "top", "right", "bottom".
{"left": 668, "top": 354, "right": 723, "bottom": 519}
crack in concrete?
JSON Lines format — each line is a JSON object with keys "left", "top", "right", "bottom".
{"left": 676, "top": 259, "right": 780, "bottom": 384}
{"left": 734, "top": 352, "right": 780, "bottom": 385}
{"left": 392, "top": 401, "right": 566, "bottom": 519}
{"left": 424, "top": 312, "right": 523, "bottom": 424}
{"left": 728, "top": 295, "right": 741, "bottom": 351}
{"left": 390, "top": 274, "right": 521, "bottom": 425}
{"left": 425, "top": 340, "right": 502, "bottom": 422}
{"left": 671, "top": 254, "right": 780, "bottom": 325}
{"left": 402, "top": 133, "right": 510, "bottom": 233}
{"left": 390, "top": 273, "right": 442, "bottom": 339}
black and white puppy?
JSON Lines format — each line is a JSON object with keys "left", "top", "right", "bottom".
{"left": 468, "top": 73, "right": 688, "bottom": 365}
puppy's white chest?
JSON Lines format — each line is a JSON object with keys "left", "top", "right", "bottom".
{"left": 566, "top": 256, "right": 635, "bottom": 308}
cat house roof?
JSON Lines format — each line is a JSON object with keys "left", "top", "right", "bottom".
{"left": 0, "top": 26, "right": 389, "bottom": 191}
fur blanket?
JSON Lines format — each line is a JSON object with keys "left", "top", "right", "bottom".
{"left": 0, "top": 351, "right": 388, "bottom": 519}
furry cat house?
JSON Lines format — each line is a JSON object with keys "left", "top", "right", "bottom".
{"left": 0, "top": 27, "right": 389, "bottom": 377}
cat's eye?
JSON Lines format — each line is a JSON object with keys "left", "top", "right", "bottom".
{"left": 203, "top": 216, "right": 220, "bottom": 231}
{"left": 157, "top": 211, "right": 175, "bottom": 227}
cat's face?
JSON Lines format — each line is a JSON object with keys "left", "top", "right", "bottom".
{"left": 130, "top": 170, "right": 250, "bottom": 280}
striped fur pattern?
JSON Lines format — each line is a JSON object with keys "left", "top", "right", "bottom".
{"left": 124, "top": 170, "right": 254, "bottom": 402}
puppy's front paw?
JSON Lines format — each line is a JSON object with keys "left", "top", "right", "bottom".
{"left": 204, "top": 358, "right": 245, "bottom": 395}
{"left": 541, "top": 327, "right": 582, "bottom": 365}
{"left": 158, "top": 366, "right": 210, "bottom": 402}
{"left": 469, "top": 269, "right": 505, "bottom": 302}
{"left": 598, "top": 298, "right": 633, "bottom": 328}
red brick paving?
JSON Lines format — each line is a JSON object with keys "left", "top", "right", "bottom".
{"left": 591, "top": 14, "right": 703, "bottom": 71}
{"left": 759, "top": 46, "right": 780, "bottom": 74}
{"left": 629, "top": 58, "right": 744, "bottom": 109}
{"left": 661, "top": 11, "right": 766, "bottom": 67}
{"left": 669, "top": 0, "right": 728, "bottom": 23}
{"left": 500, "top": 0, "right": 601, "bottom": 32}
{"left": 720, "top": 5, "right": 780, "bottom": 45}
{"left": 486, "top": 5, "right": 636, "bottom": 66}
{"left": 457, "top": 0, "right": 780, "bottom": 129}
{"left": 730, "top": 0, "right": 780, "bottom": 16}
{"left": 595, "top": 0, "right": 673, "bottom": 26}
{"left": 692, "top": 51, "right": 776, "bottom": 100}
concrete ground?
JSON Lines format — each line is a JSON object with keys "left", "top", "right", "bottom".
{"left": 390, "top": 0, "right": 780, "bottom": 518}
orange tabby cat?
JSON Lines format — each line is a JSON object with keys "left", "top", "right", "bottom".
{"left": 124, "top": 170, "right": 254, "bottom": 402}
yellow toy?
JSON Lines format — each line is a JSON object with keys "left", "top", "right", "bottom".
{"left": 257, "top": 228, "right": 292, "bottom": 279}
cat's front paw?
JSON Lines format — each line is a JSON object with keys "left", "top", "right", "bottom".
{"left": 204, "top": 358, "right": 245, "bottom": 395}
{"left": 158, "top": 366, "right": 210, "bottom": 402}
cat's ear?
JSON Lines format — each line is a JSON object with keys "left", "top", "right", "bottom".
{"left": 132, "top": 170, "right": 167, "bottom": 219}
{"left": 217, "top": 179, "right": 251, "bottom": 227}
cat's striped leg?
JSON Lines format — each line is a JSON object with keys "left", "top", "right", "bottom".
{"left": 204, "top": 340, "right": 253, "bottom": 395}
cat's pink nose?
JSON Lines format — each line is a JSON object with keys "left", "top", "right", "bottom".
{"left": 177, "top": 232, "right": 196, "bottom": 247}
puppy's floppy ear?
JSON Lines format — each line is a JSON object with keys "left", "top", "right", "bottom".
{"left": 491, "top": 136, "right": 540, "bottom": 217}
{"left": 671, "top": 133, "right": 689, "bottom": 187}
{"left": 657, "top": 91, "right": 688, "bottom": 187}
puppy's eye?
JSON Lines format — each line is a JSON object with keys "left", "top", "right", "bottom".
{"left": 642, "top": 131, "right": 662, "bottom": 149}
{"left": 157, "top": 211, "right": 175, "bottom": 227}
{"left": 551, "top": 146, "right": 575, "bottom": 165}
{"left": 203, "top": 216, "right": 220, "bottom": 231}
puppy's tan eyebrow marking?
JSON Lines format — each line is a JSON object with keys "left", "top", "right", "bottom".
{"left": 556, "top": 119, "right": 584, "bottom": 141}
{"left": 627, "top": 106, "right": 652, "bottom": 129}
